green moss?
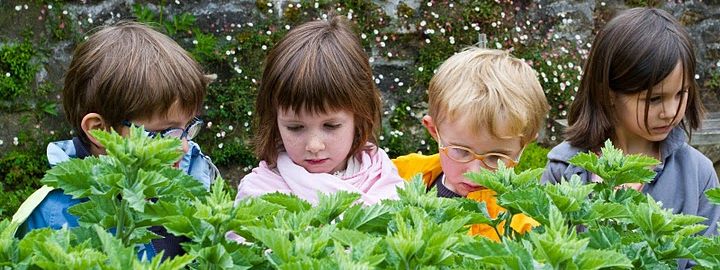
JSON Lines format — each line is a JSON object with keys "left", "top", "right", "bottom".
{"left": 0, "top": 146, "right": 48, "bottom": 219}
{"left": 706, "top": 68, "right": 720, "bottom": 91}
{"left": 625, "top": 0, "right": 663, "bottom": 8}
{"left": 0, "top": 41, "right": 38, "bottom": 101}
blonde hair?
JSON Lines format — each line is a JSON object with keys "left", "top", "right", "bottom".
{"left": 427, "top": 47, "right": 549, "bottom": 145}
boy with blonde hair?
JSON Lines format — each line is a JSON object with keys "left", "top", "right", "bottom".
{"left": 12, "top": 21, "right": 219, "bottom": 259}
{"left": 393, "top": 47, "right": 549, "bottom": 241}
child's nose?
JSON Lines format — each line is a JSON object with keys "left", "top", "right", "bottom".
{"left": 466, "top": 159, "right": 485, "bottom": 172}
{"left": 305, "top": 135, "right": 325, "bottom": 153}
{"left": 181, "top": 138, "right": 190, "bottom": 154}
{"left": 660, "top": 101, "right": 679, "bottom": 119}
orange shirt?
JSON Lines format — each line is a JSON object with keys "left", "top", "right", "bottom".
{"left": 392, "top": 153, "right": 538, "bottom": 241}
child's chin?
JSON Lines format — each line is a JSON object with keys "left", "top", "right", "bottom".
{"left": 304, "top": 166, "right": 332, "bottom": 174}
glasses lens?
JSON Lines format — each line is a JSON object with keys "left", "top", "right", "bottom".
{"left": 162, "top": 129, "right": 185, "bottom": 139}
{"left": 446, "top": 146, "right": 474, "bottom": 162}
{"left": 185, "top": 122, "right": 202, "bottom": 140}
{"left": 483, "top": 154, "right": 515, "bottom": 169}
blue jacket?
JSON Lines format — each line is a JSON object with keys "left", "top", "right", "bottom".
{"left": 12, "top": 137, "right": 219, "bottom": 260}
{"left": 542, "top": 127, "right": 720, "bottom": 269}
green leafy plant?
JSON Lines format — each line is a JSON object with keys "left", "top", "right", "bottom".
{"left": 4, "top": 133, "right": 720, "bottom": 268}
{"left": 41, "top": 126, "right": 207, "bottom": 246}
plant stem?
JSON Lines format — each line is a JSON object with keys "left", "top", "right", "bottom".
{"left": 117, "top": 200, "right": 127, "bottom": 245}
{"left": 504, "top": 212, "right": 514, "bottom": 241}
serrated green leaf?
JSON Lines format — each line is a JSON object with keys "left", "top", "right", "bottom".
{"left": 122, "top": 182, "right": 147, "bottom": 213}
{"left": 336, "top": 203, "right": 392, "bottom": 232}
{"left": 246, "top": 226, "right": 292, "bottom": 264}
{"left": 464, "top": 170, "right": 509, "bottom": 195}
{"left": 705, "top": 188, "right": 720, "bottom": 205}
{"left": 676, "top": 224, "right": 708, "bottom": 237}
{"left": 94, "top": 225, "right": 135, "bottom": 270}
{"left": 498, "top": 187, "right": 551, "bottom": 225}
{"left": 584, "top": 227, "right": 622, "bottom": 250}
{"left": 41, "top": 158, "right": 98, "bottom": 198}
{"left": 569, "top": 140, "right": 659, "bottom": 188}
{"left": 576, "top": 249, "right": 632, "bottom": 269}
{"left": 312, "top": 191, "right": 361, "bottom": 225}
{"left": 259, "top": 192, "right": 312, "bottom": 212}
{"left": 454, "top": 238, "right": 534, "bottom": 269}
{"left": 589, "top": 202, "right": 630, "bottom": 220}
{"left": 193, "top": 244, "right": 236, "bottom": 269}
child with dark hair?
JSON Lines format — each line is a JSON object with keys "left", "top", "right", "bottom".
{"left": 234, "top": 16, "right": 404, "bottom": 205}
{"left": 13, "top": 21, "right": 219, "bottom": 260}
{"left": 543, "top": 7, "right": 719, "bottom": 250}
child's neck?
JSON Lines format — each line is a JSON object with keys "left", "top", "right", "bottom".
{"left": 612, "top": 133, "right": 661, "bottom": 159}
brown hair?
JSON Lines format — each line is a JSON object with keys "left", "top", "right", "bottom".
{"left": 565, "top": 7, "right": 703, "bottom": 149}
{"left": 428, "top": 47, "right": 549, "bottom": 146}
{"left": 253, "top": 16, "right": 381, "bottom": 166}
{"left": 63, "top": 21, "right": 209, "bottom": 145}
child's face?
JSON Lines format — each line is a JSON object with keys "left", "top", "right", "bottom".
{"left": 121, "top": 102, "right": 196, "bottom": 154}
{"left": 277, "top": 107, "right": 355, "bottom": 174}
{"left": 423, "top": 115, "right": 524, "bottom": 197}
{"left": 613, "top": 61, "right": 688, "bottom": 146}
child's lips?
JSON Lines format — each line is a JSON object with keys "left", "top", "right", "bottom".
{"left": 460, "top": 181, "right": 483, "bottom": 191}
{"left": 653, "top": 125, "right": 672, "bottom": 133}
{"left": 306, "top": 158, "right": 328, "bottom": 165}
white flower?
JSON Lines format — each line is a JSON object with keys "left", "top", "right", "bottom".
{"left": 226, "top": 35, "right": 232, "bottom": 41}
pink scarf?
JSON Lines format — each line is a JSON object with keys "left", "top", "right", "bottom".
{"left": 235, "top": 143, "right": 404, "bottom": 205}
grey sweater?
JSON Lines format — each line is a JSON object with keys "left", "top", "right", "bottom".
{"left": 543, "top": 127, "right": 720, "bottom": 242}
{"left": 541, "top": 127, "right": 720, "bottom": 269}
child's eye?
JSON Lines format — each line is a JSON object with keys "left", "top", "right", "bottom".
{"left": 324, "top": 123, "right": 341, "bottom": 130}
{"left": 286, "top": 125, "right": 303, "bottom": 131}
{"left": 649, "top": 96, "right": 662, "bottom": 103}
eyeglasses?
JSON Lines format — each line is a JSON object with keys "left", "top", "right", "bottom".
{"left": 435, "top": 128, "right": 520, "bottom": 169}
{"left": 121, "top": 117, "right": 204, "bottom": 140}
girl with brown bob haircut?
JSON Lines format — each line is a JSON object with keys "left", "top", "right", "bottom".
{"left": 543, "top": 8, "right": 720, "bottom": 260}
{"left": 234, "top": 16, "right": 404, "bottom": 205}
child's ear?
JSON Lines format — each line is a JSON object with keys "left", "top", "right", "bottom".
{"left": 80, "top": 113, "right": 107, "bottom": 151}
{"left": 421, "top": 115, "right": 439, "bottom": 141}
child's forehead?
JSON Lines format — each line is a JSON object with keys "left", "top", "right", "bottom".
{"left": 439, "top": 114, "right": 520, "bottom": 140}
{"left": 131, "top": 102, "right": 197, "bottom": 126}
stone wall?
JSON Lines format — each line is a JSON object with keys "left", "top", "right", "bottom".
{"left": 3, "top": 0, "right": 720, "bottom": 179}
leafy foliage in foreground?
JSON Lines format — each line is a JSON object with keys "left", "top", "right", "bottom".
{"left": 4, "top": 129, "right": 720, "bottom": 269}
